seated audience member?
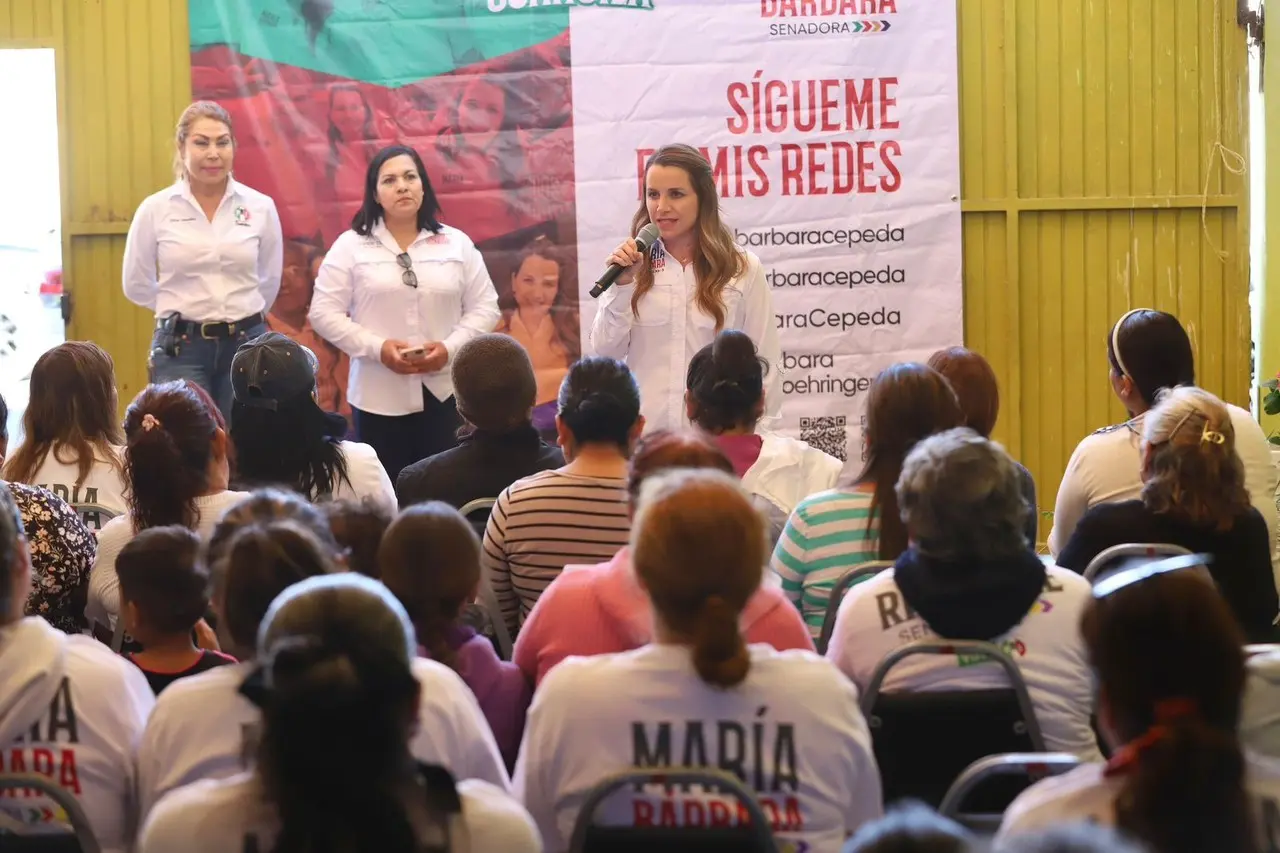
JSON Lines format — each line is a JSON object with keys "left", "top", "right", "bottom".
{"left": 8, "top": 482, "right": 96, "bottom": 633}
{"left": 483, "top": 356, "right": 637, "bottom": 637}
{"left": 0, "top": 483, "right": 154, "bottom": 853}
{"left": 1058, "top": 386, "right": 1279, "bottom": 642}
{"left": 87, "top": 381, "right": 249, "bottom": 631}
{"left": 138, "top": 574, "right": 542, "bottom": 853}
{"left": 996, "top": 565, "right": 1280, "bottom": 851}
{"left": 229, "top": 331, "right": 396, "bottom": 514}
{"left": 773, "top": 363, "right": 964, "bottom": 637}
{"left": 828, "top": 429, "right": 1099, "bottom": 758}
{"left": 996, "top": 824, "right": 1144, "bottom": 853}
{"left": 927, "top": 346, "right": 1038, "bottom": 547}
{"left": 117, "top": 526, "right": 236, "bottom": 695}
{"left": 515, "top": 469, "right": 882, "bottom": 852}
{"left": 2, "top": 341, "right": 128, "bottom": 530}
{"left": 1241, "top": 646, "right": 1280, "bottom": 760}
{"left": 515, "top": 429, "right": 814, "bottom": 686}
{"left": 687, "top": 330, "right": 842, "bottom": 543}
{"left": 396, "top": 333, "right": 564, "bottom": 514}
{"left": 381, "top": 502, "right": 530, "bottom": 770}
{"left": 324, "top": 498, "right": 392, "bottom": 578}
{"left": 1049, "top": 308, "right": 1277, "bottom": 565}
{"left": 843, "top": 802, "right": 973, "bottom": 853}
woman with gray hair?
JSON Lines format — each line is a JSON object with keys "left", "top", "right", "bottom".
{"left": 826, "top": 427, "right": 1101, "bottom": 760}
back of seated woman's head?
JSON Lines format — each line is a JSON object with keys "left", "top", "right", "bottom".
{"left": 1141, "top": 386, "right": 1249, "bottom": 531}
{"left": 0, "top": 484, "right": 27, "bottom": 626}
{"left": 632, "top": 468, "right": 765, "bottom": 689}
{"left": 685, "top": 330, "right": 769, "bottom": 434}
{"left": 251, "top": 573, "right": 428, "bottom": 853}
{"left": 996, "top": 824, "right": 1144, "bottom": 853}
{"left": 926, "top": 347, "right": 1000, "bottom": 438}
{"left": 896, "top": 428, "right": 1030, "bottom": 561}
{"left": 205, "top": 488, "right": 338, "bottom": 568}
{"left": 124, "top": 381, "right": 225, "bottom": 531}
{"left": 1083, "top": 568, "right": 1254, "bottom": 853}
{"left": 556, "top": 356, "right": 642, "bottom": 453}
{"left": 625, "top": 429, "right": 734, "bottom": 507}
{"left": 379, "top": 502, "right": 479, "bottom": 672}
{"left": 1107, "top": 309, "right": 1195, "bottom": 408}
{"left": 854, "top": 363, "right": 964, "bottom": 560}
{"left": 324, "top": 499, "right": 392, "bottom": 579}
{"left": 842, "top": 802, "right": 972, "bottom": 853}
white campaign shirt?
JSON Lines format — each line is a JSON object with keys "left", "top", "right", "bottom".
{"left": 330, "top": 440, "right": 397, "bottom": 514}
{"left": 827, "top": 566, "right": 1102, "bottom": 761}
{"left": 123, "top": 178, "right": 283, "bottom": 321}
{"left": 136, "top": 657, "right": 510, "bottom": 821}
{"left": 139, "top": 774, "right": 541, "bottom": 853}
{"left": 309, "top": 222, "right": 500, "bottom": 415}
{"left": 996, "top": 751, "right": 1280, "bottom": 846}
{"left": 1048, "top": 404, "right": 1280, "bottom": 578}
{"left": 590, "top": 243, "right": 781, "bottom": 433}
{"left": 514, "top": 644, "right": 882, "bottom": 853}
{"left": 23, "top": 447, "right": 128, "bottom": 532}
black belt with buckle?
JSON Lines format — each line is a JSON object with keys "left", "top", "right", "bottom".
{"left": 160, "top": 313, "right": 265, "bottom": 340}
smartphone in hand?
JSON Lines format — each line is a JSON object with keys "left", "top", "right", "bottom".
{"left": 400, "top": 345, "right": 426, "bottom": 359}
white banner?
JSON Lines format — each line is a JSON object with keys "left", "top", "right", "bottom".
{"left": 571, "top": 0, "right": 963, "bottom": 468}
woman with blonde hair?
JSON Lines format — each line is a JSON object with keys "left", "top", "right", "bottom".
{"left": 591, "top": 143, "right": 780, "bottom": 432}
{"left": 516, "top": 468, "right": 881, "bottom": 852}
{"left": 2, "top": 341, "right": 127, "bottom": 531}
{"left": 1058, "top": 386, "right": 1278, "bottom": 640}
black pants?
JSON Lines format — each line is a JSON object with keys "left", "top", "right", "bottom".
{"left": 352, "top": 388, "right": 461, "bottom": 484}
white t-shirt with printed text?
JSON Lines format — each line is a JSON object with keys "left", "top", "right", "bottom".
{"left": 24, "top": 447, "right": 128, "bottom": 533}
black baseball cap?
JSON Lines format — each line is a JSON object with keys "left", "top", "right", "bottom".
{"left": 231, "top": 332, "right": 319, "bottom": 411}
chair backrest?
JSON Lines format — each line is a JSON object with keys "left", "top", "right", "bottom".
{"left": 457, "top": 498, "right": 512, "bottom": 660}
{"left": 567, "top": 769, "right": 779, "bottom": 853}
{"left": 0, "top": 774, "right": 100, "bottom": 853}
{"left": 816, "top": 562, "right": 893, "bottom": 655}
{"left": 861, "top": 640, "right": 1046, "bottom": 809}
{"left": 1082, "top": 543, "right": 1192, "bottom": 581}
{"left": 939, "top": 752, "right": 1082, "bottom": 832}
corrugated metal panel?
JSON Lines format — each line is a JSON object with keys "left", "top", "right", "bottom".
{"left": 959, "top": 0, "right": 1249, "bottom": 541}
{"left": 0, "top": 0, "right": 191, "bottom": 408}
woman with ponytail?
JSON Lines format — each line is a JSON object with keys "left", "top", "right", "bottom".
{"left": 138, "top": 574, "right": 542, "bottom": 853}
{"left": 380, "top": 502, "right": 531, "bottom": 770}
{"left": 998, "top": 563, "right": 1280, "bottom": 852}
{"left": 516, "top": 468, "right": 881, "bottom": 852}
{"left": 87, "top": 380, "right": 249, "bottom": 633}
{"left": 1058, "top": 386, "right": 1279, "bottom": 641}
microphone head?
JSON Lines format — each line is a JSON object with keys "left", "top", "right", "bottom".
{"left": 635, "top": 223, "right": 661, "bottom": 252}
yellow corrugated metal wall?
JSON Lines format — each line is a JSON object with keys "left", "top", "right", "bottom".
{"left": 959, "top": 0, "right": 1250, "bottom": 541}
{"left": 0, "top": 0, "right": 191, "bottom": 409}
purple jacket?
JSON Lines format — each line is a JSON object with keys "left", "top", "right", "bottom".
{"left": 424, "top": 625, "right": 531, "bottom": 771}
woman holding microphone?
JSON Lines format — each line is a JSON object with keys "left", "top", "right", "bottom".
{"left": 310, "top": 144, "right": 500, "bottom": 482}
{"left": 123, "top": 101, "right": 283, "bottom": 420}
{"left": 591, "top": 143, "right": 781, "bottom": 432}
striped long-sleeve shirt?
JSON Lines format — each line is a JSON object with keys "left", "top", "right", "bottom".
{"left": 482, "top": 469, "right": 630, "bottom": 637}
{"left": 771, "top": 487, "right": 882, "bottom": 637}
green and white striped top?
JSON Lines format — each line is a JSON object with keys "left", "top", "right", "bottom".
{"left": 771, "top": 486, "right": 882, "bottom": 637}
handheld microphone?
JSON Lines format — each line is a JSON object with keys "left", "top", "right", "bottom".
{"left": 589, "top": 223, "right": 661, "bottom": 299}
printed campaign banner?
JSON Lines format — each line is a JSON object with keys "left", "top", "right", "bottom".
{"left": 191, "top": 0, "right": 961, "bottom": 462}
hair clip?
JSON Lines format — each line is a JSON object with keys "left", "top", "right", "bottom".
{"left": 141, "top": 413, "right": 162, "bottom": 432}
{"left": 1201, "top": 427, "right": 1227, "bottom": 445}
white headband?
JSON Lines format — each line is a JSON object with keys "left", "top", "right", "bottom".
{"left": 1110, "top": 308, "right": 1147, "bottom": 377}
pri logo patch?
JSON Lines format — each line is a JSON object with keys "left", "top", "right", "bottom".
{"left": 233, "top": 205, "right": 252, "bottom": 226}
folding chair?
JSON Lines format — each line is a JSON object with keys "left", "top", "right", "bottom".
{"left": 567, "top": 768, "right": 779, "bottom": 853}
{"left": 816, "top": 562, "right": 892, "bottom": 655}
{"left": 0, "top": 774, "right": 101, "bottom": 853}
{"left": 458, "top": 498, "right": 513, "bottom": 660}
{"left": 861, "top": 640, "right": 1046, "bottom": 809}
{"left": 939, "top": 752, "right": 1081, "bottom": 833}
{"left": 1081, "top": 543, "right": 1192, "bottom": 582}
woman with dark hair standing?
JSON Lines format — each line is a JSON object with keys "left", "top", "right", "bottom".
{"left": 772, "top": 363, "right": 964, "bottom": 638}
{"left": 86, "top": 381, "right": 248, "bottom": 632}
{"left": 516, "top": 469, "right": 881, "bottom": 852}
{"left": 138, "top": 573, "right": 541, "bottom": 853}
{"left": 310, "top": 144, "right": 500, "bottom": 483}
{"left": 1049, "top": 308, "right": 1277, "bottom": 561}
{"left": 997, "top": 564, "right": 1280, "bottom": 852}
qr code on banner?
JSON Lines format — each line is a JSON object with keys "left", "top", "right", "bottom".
{"left": 800, "top": 416, "right": 848, "bottom": 462}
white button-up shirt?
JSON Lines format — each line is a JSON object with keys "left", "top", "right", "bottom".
{"left": 309, "top": 222, "right": 500, "bottom": 416}
{"left": 590, "top": 243, "right": 781, "bottom": 432}
{"left": 122, "top": 178, "right": 283, "bottom": 322}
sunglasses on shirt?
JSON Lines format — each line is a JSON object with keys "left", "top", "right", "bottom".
{"left": 1091, "top": 552, "right": 1215, "bottom": 599}
{"left": 397, "top": 252, "right": 418, "bottom": 289}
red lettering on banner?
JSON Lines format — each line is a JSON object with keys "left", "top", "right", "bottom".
{"left": 762, "top": 0, "right": 898, "bottom": 16}
{"left": 633, "top": 800, "right": 655, "bottom": 826}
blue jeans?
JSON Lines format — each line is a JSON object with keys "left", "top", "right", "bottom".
{"left": 148, "top": 322, "right": 267, "bottom": 422}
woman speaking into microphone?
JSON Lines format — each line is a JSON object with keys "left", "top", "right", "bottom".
{"left": 590, "top": 144, "right": 781, "bottom": 432}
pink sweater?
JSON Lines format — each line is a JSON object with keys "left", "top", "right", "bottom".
{"left": 514, "top": 548, "right": 815, "bottom": 686}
